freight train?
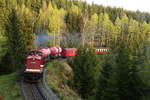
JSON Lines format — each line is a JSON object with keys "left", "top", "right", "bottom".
{"left": 24, "top": 46, "right": 109, "bottom": 81}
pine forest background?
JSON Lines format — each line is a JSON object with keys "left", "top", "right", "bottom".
{"left": 0, "top": 0, "right": 150, "bottom": 100}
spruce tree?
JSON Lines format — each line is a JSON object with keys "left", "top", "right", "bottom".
{"left": 115, "top": 44, "right": 145, "bottom": 100}
{"left": 96, "top": 54, "right": 118, "bottom": 100}
{"left": 72, "top": 46, "right": 99, "bottom": 99}
{"left": 5, "top": 7, "right": 34, "bottom": 71}
{"left": 5, "top": 9, "right": 22, "bottom": 71}
{"left": 65, "top": 5, "right": 82, "bottom": 33}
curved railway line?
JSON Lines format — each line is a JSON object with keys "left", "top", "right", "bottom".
{"left": 20, "top": 68, "right": 59, "bottom": 100}
{"left": 20, "top": 46, "right": 109, "bottom": 100}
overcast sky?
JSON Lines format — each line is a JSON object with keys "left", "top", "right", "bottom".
{"left": 84, "top": 0, "right": 150, "bottom": 12}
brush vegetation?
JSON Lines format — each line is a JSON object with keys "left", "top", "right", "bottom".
{"left": 46, "top": 60, "right": 82, "bottom": 100}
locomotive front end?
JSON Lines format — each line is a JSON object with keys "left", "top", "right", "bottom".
{"left": 24, "top": 51, "right": 44, "bottom": 81}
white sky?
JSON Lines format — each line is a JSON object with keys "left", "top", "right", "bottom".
{"left": 84, "top": 0, "right": 150, "bottom": 12}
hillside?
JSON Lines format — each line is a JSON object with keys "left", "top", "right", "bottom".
{"left": 46, "top": 60, "right": 82, "bottom": 100}
{"left": 0, "top": 60, "right": 82, "bottom": 100}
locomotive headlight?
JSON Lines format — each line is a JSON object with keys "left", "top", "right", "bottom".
{"left": 40, "top": 65, "right": 44, "bottom": 67}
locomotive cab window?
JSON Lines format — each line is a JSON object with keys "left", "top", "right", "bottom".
{"left": 28, "top": 51, "right": 34, "bottom": 56}
{"left": 37, "top": 51, "right": 42, "bottom": 56}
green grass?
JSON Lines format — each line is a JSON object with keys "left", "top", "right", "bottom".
{"left": 0, "top": 73, "right": 22, "bottom": 100}
{"left": 46, "top": 60, "right": 82, "bottom": 100}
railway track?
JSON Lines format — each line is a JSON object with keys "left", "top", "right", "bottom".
{"left": 20, "top": 68, "right": 59, "bottom": 100}
{"left": 20, "top": 80, "right": 59, "bottom": 100}
{"left": 31, "top": 83, "right": 46, "bottom": 100}
{"left": 20, "top": 80, "right": 45, "bottom": 100}
{"left": 20, "top": 80, "right": 37, "bottom": 100}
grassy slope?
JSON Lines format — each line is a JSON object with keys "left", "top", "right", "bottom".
{"left": 46, "top": 60, "right": 82, "bottom": 100}
{"left": 0, "top": 73, "right": 22, "bottom": 100}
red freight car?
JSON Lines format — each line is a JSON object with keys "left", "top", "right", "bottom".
{"left": 50, "top": 46, "right": 62, "bottom": 58}
{"left": 62, "top": 48, "right": 77, "bottom": 57}
{"left": 38, "top": 47, "right": 51, "bottom": 57}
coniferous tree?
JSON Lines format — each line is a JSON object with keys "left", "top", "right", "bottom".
{"left": 65, "top": 5, "right": 82, "bottom": 33}
{"left": 5, "top": 9, "right": 23, "bottom": 71}
{"left": 5, "top": 7, "right": 34, "bottom": 71}
{"left": 72, "top": 46, "right": 99, "bottom": 99}
{"left": 115, "top": 43, "right": 146, "bottom": 100}
{"left": 96, "top": 54, "right": 117, "bottom": 100}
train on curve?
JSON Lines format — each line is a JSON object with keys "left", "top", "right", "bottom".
{"left": 24, "top": 46, "right": 110, "bottom": 81}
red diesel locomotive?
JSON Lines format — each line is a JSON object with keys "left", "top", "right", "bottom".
{"left": 24, "top": 46, "right": 109, "bottom": 81}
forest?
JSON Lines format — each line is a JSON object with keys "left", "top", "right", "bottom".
{"left": 0, "top": 0, "right": 150, "bottom": 100}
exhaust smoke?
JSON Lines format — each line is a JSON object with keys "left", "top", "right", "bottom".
{"left": 34, "top": 30, "right": 49, "bottom": 46}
